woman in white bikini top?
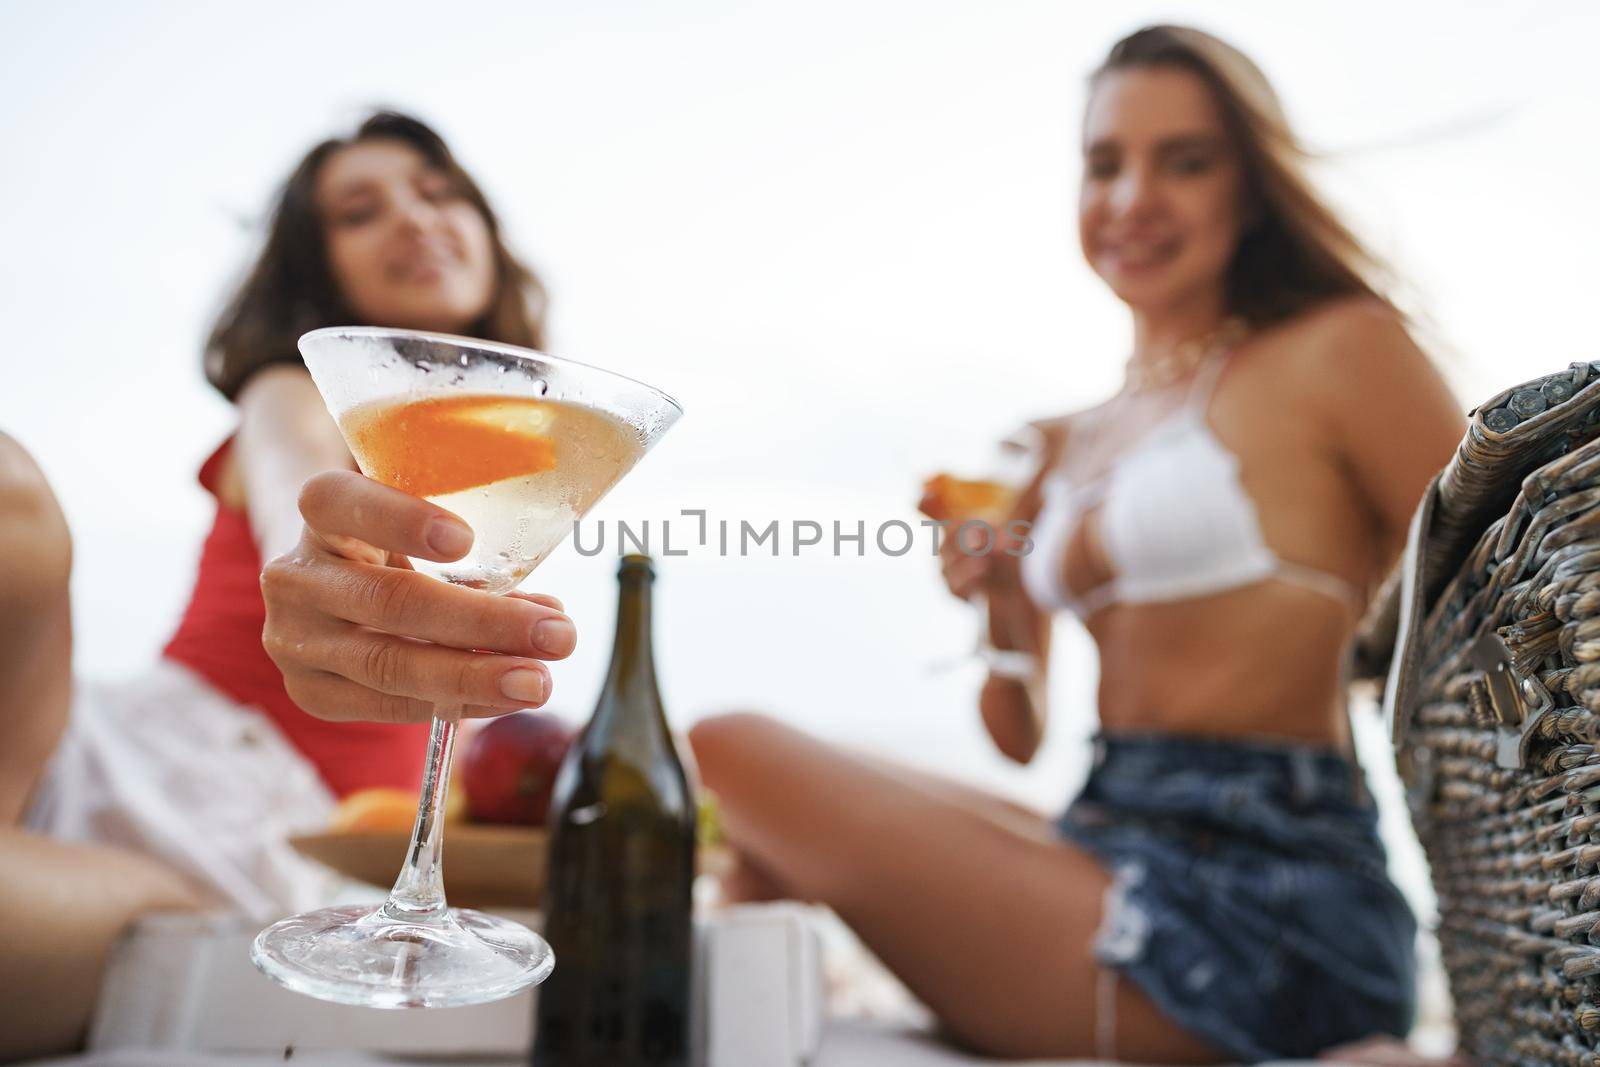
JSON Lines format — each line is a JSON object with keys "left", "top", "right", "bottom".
{"left": 681, "top": 23, "right": 1469, "bottom": 1066}
{"left": 1020, "top": 331, "right": 1363, "bottom": 622}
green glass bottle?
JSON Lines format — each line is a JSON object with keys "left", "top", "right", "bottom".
{"left": 532, "top": 555, "right": 696, "bottom": 1067}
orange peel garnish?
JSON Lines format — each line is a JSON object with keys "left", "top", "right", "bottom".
{"left": 343, "top": 395, "right": 558, "bottom": 498}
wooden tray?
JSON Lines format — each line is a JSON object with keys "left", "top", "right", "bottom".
{"left": 291, "top": 824, "right": 732, "bottom": 909}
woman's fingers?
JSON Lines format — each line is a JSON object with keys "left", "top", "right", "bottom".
{"left": 298, "top": 470, "right": 474, "bottom": 563}
{"left": 507, "top": 591, "right": 564, "bottom": 612}
{"left": 261, "top": 469, "right": 580, "bottom": 724}
{"left": 938, "top": 515, "right": 1029, "bottom": 601}
{"left": 281, "top": 671, "right": 436, "bottom": 725}
{"left": 281, "top": 671, "right": 526, "bottom": 726}
{"left": 941, "top": 548, "right": 989, "bottom": 601}
{"left": 263, "top": 550, "right": 575, "bottom": 659}
{"left": 947, "top": 566, "right": 980, "bottom": 601}
{"left": 302, "top": 625, "right": 554, "bottom": 710}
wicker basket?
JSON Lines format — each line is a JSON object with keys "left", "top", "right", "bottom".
{"left": 1361, "top": 361, "right": 1600, "bottom": 1064}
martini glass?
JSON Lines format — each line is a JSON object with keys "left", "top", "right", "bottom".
{"left": 924, "top": 426, "right": 1043, "bottom": 678}
{"left": 250, "top": 326, "right": 681, "bottom": 1008}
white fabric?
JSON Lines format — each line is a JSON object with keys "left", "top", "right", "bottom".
{"left": 1020, "top": 353, "right": 1362, "bottom": 619}
{"left": 1095, "top": 411, "right": 1279, "bottom": 607}
{"left": 11, "top": 906, "right": 1381, "bottom": 1067}
{"left": 23, "top": 659, "right": 338, "bottom": 919}
{"left": 19, "top": 1023, "right": 1316, "bottom": 1067}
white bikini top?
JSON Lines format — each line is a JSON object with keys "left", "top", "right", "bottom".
{"left": 1018, "top": 351, "right": 1364, "bottom": 620}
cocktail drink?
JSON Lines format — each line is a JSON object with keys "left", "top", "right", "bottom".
{"left": 340, "top": 394, "right": 642, "bottom": 592}
{"left": 920, "top": 428, "right": 1042, "bottom": 679}
{"left": 918, "top": 473, "right": 1020, "bottom": 527}
{"left": 250, "top": 328, "right": 681, "bottom": 1009}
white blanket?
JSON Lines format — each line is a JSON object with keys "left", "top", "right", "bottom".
{"left": 24, "top": 661, "right": 337, "bottom": 917}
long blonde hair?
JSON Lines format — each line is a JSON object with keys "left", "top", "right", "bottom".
{"left": 1094, "top": 26, "right": 1394, "bottom": 324}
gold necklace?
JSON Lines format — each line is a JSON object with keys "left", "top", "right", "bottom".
{"left": 1121, "top": 316, "right": 1248, "bottom": 394}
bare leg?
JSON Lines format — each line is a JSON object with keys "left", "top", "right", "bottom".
{"left": 712, "top": 736, "right": 1049, "bottom": 906}
{"left": 0, "top": 431, "right": 73, "bottom": 825}
{"left": 688, "top": 712, "right": 1221, "bottom": 1063}
{"left": 0, "top": 827, "right": 203, "bottom": 1060}
{"left": 846, "top": 744, "right": 1054, "bottom": 843}
{"left": 716, "top": 846, "right": 789, "bottom": 905}
{"left": 0, "top": 432, "right": 201, "bottom": 1061}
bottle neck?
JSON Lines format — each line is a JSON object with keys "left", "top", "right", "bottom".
{"left": 587, "top": 570, "right": 668, "bottom": 743}
{"left": 607, "top": 572, "right": 657, "bottom": 690}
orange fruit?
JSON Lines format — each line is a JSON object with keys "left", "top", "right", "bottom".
{"left": 341, "top": 395, "right": 557, "bottom": 498}
{"left": 331, "top": 788, "right": 418, "bottom": 833}
{"left": 330, "top": 786, "right": 468, "bottom": 831}
{"left": 444, "top": 785, "right": 467, "bottom": 824}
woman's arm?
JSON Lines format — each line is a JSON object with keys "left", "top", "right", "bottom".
{"left": 935, "top": 422, "right": 1064, "bottom": 765}
{"left": 1305, "top": 301, "right": 1465, "bottom": 566}
{"left": 978, "top": 583, "right": 1051, "bottom": 764}
{"left": 981, "top": 417, "right": 1075, "bottom": 763}
{"left": 229, "top": 365, "right": 579, "bottom": 724}
{"left": 233, "top": 365, "right": 354, "bottom": 563}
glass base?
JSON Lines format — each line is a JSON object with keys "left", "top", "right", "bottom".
{"left": 251, "top": 902, "right": 554, "bottom": 1008}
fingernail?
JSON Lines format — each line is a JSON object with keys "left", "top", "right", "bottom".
{"left": 426, "top": 518, "right": 473, "bottom": 557}
{"left": 500, "top": 668, "right": 549, "bottom": 704}
{"left": 533, "top": 616, "right": 576, "bottom": 655}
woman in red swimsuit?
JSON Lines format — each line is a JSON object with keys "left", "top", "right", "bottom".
{"left": 0, "top": 111, "right": 577, "bottom": 1059}
{"left": 163, "top": 110, "right": 570, "bottom": 801}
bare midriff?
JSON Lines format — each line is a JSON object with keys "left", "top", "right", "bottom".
{"left": 1087, "top": 578, "right": 1356, "bottom": 747}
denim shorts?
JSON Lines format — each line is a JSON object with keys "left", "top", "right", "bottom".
{"left": 1056, "top": 732, "right": 1417, "bottom": 1062}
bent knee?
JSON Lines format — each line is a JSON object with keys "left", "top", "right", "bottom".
{"left": 688, "top": 712, "right": 797, "bottom": 785}
{"left": 689, "top": 711, "right": 770, "bottom": 762}
{"left": 0, "top": 433, "right": 71, "bottom": 599}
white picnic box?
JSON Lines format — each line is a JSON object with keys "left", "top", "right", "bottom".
{"left": 89, "top": 904, "right": 824, "bottom": 1066}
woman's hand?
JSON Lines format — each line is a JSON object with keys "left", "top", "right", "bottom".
{"left": 261, "top": 470, "right": 577, "bottom": 724}
{"left": 920, "top": 487, "right": 1051, "bottom": 763}
{"left": 934, "top": 518, "right": 1026, "bottom": 603}
{"left": 918, "top": 480, "right": 1025, "bottom": 604}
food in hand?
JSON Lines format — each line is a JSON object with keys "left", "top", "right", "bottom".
{"left": 460, "top": 710, "right": 577, "bottom": 825}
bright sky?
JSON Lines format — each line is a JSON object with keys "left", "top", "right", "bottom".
{"left": 3, "top": 3, "right": 1598, "bottom": 967}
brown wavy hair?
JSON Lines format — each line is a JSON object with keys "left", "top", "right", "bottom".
{"left": 1093, "top": 26, "right": 1393, "bottom": 324}
{"left": 204, "top": 110, "right": 548, "bottom": 400}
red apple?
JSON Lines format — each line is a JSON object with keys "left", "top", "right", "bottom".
{"left": 459, "top": 711, "right": 576, "bottom": 825}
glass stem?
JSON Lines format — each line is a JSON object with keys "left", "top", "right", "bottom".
{"left": 382, "top": 712, "right": 457, "bottom": 923}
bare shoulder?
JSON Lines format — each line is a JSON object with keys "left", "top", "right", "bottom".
{"left": 1271, "top": 298, "right": 1464, "bottom": 515}
{"left": 236, "top": 363, "right": 320, "bottom": 406}
{"left": 236, "top": 363, "right": 344, "bottom": 438}
{"left": 1251, "top": 297, "right": 1458, "bottom": 418}
{"left": 1257, "top": 296, "right": 1418, "bottom": 373}
{"left": 1300, "top": 297, "right": 1421, "bottom": 365}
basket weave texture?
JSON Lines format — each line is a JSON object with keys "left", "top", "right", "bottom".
{"left": 1366, "top": 361, "right": 1600, "bottom": 1065}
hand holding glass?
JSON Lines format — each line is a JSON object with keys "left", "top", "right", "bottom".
{"left": 250, "top": 328, "right": 680, "bottom": 1008}
{"left": 922, "top": 427, "right": 1043, "bottom": 678}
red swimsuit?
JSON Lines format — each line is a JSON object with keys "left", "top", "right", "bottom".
{"left": 162, "top": 440, "right": 427, "bottom": 797}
